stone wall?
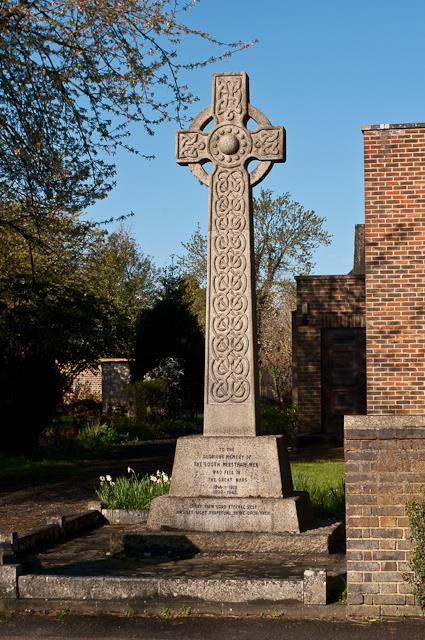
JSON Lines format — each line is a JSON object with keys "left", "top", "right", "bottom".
{"left": 345, "top": 416, "right": 425, "bottom": 616}
{"left": 101, "top": 359, "right": 131, "bottom": 414}
{"left": 363, "top": 123, "right": 425, "bottom": 414}
{"left": 294, "top": 275, "right": 365, "bottom": 433}
{"left": 67, "top": 359, "right": 131, "bottom": 413}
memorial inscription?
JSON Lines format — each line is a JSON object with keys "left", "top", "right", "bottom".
{"left": 192, "top": 447, "right": 259, "bottom": 496}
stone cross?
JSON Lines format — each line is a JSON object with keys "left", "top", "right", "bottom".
{"left": 176, "top": 72, "right": 285, "bottom": 437}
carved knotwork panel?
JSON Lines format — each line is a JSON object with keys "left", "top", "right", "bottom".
{"left": 208, "top": 168, "right": 250, "bottom": 404}
{"left": 251, "top": 128, "right": 284, "bottom": 159}
{"left": 214, "top": 74, "right": 247, "bottom": 124}
{"left": 176, "top": 131, "right": 209, "bottom": 163}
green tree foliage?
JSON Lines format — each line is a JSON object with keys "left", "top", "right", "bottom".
{"left": 0, "top": 1, "right": 252, "bottom": 451}
{"left": 406, "top": 498, "right": 425, "bottom": 609}
{"left": 87, "top": 225, "right": 159, "bottom": 355}
{"left": 133, "top": 270, "right": 204, "bottom": 412}
{"left": 179, "top": 223, "right": 208, "bottom": 288}
{"left": 252, "top": 189, "right": 331, "bottom": 329}
{"left": 0, "top": 218, "right": 133, "bottom": 452}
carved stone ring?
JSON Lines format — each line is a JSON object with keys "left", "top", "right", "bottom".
{"left": 178, "top": 103, "right": 283, "bottom": 186}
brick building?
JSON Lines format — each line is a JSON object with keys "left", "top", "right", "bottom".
{"left": 293, "top": 225, "right": 366, "bottom": 438}
{"left": 341, "top": 122, "right": 425, "bottom": 616}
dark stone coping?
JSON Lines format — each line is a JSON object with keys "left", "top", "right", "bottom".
{"left": 361, "top": 122, "right": 425, "bottom": 131}
{"left": 295, "top": 274, "right": 364, "bottom": 281}
{"left": 0, "top": 510, "right": 104, "bottom": 562}
{"left": 345, "top": 415, "right": 425, "bottom": 440}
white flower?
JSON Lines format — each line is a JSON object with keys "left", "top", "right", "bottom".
{"left": 110, "top": 481, "right": 115, "bottom": 486}
{"left": 150, "top": 475, "right": 158, "bottom": 483}
{"left": 127, "top": 466, "right": 134, "bottom": 474}
{"left": 99, "top": 475, "right": 105, "bottom": 482}
{"left": 106, "top": 475, "right": 112, "bottom": 482}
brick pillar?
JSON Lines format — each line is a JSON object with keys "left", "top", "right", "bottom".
{"left": 345, "top": 417, "right": 424, "bottom": 617}
{"left": 364, "top": 123, "right": 425, "bottom": 414}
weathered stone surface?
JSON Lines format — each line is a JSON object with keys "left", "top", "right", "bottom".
{"left": 0, "top": 564, "right": 22, "bottom": 599}
{"left": 18, "top": 570, "right": 328, "bottom": 605}
{"left": 158, "top": 577, "right": 304, "bottom": 603}
{"left": 303, "top": 569, "right": 327, "bottom": 605}
{"left": 15, "top": 524, "right": 61, "bottom": 553}
{"left": 119, "top": 522, "right": 343, "bottom": 555}
{"left": 19, "top": 575, "right": 157, "bottom": 601}
{"left": 147, "top": 494, "right": 313, "bottom": 533}
{"left": 167, "top": 435, "right": 292, "bottom": 498}
{"left": 19, "top": 574, "right": 306, "bottom": 604}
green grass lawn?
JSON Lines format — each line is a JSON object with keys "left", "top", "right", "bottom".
{"left": 0, "top": 450, "right": 345, "bottom": 518}
{"left": 291, "top": 460, "right": 345, "bottom": 517}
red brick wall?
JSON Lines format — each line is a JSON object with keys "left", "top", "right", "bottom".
{"left": 345, "top": 416, "right": 424, "bottom": 617}
{"left": 295, "top": 275, "right": 365, "bottom": 433}
{"left": 364, "top": 124, "right": 425, "bottom": 414}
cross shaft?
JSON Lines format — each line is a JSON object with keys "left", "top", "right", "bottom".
{"left": 176, "top": 72, "right": 285, "bottom": 436}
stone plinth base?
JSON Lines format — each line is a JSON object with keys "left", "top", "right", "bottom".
{"left": 147, "top": 494, "right": 313, "bottom": 533}
{"left": 147, "top": 435, "right": 313, "bottom": 533}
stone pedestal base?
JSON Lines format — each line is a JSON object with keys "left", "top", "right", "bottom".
{"left": 147, "top": 435, "right": 313, "bottom": 533}
{"left": 147, "top": 494, "right": 312, "bottom": 533}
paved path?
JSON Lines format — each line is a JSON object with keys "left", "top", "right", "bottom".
{"left": 0, "top": 614, "right": 423, "bottom": 639}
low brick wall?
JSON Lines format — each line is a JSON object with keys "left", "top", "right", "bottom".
{"left": 345, "top": 416, "right": 425, "bottom": 616}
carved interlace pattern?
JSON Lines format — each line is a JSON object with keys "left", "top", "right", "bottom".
{"left": 178, "top": 132, "right": 206, "bottom": 159}
{"left": 252, "top": 129, "right": 280, "bottom": 155}
{"left": 209, "top": 169, "right": 250, "bottom": 403}
{"left": 215, "top": 77, "right": 243, "bottom": 121}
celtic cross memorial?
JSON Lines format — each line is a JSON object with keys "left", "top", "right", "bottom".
{"left": 176, "top": 72, "right": 285, "bottom": 436}
{"left": 148, "top": 73, "right": 312, "bottom": 533}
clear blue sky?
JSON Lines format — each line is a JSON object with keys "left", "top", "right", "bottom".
{"left": 89, "top": 0, "right": 425, "bottom": 275}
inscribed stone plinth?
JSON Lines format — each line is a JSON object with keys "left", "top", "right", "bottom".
{"left": 147, "top": 73, "right": 312, "bottom": 533}
{"left": 147, "top": 435, "right": 312, "bottom": 533}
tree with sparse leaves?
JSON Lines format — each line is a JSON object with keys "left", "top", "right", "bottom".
{"left": 0, "top": 0, "right": 254, "bottom": 238}
{"left": 178, "top": 189, "right": 332, "bottom": 401}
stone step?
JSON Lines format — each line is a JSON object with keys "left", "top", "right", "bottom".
{"left": 18, "top": 569, "right": 327, "bottom": 605}
{"left": 111, "top": 521, "right": 344, "bottom": 556}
